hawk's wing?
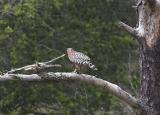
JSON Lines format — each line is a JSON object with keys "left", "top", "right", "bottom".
{"left": 72, "top": 52, "right": 90, "bottom": 64}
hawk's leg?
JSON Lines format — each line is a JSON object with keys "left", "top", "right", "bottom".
{"left": 73, "top": 64, "right": 81, "bottom": 73}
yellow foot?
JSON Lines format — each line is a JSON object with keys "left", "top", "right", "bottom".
{"left": 72, "top": 69, "right": 77, "bottom": 73}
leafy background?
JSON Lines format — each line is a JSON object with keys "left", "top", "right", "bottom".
{"left": 0, "top": 0, "right": 139, "bottom": 114}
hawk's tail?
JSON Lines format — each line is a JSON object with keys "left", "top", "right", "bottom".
{"left": 83, "top": 61, "right": 98, "bottom": 70}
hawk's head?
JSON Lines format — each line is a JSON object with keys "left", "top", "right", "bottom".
{"left": 67, "top": 48, "right": 74, "bottom": 53}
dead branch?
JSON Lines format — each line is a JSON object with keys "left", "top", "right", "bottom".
{"left": 118, "top": 21, "right": 140, "bottom": 38}
{"left": 0, "top": 72, "right": 143, "bottom": 110}
{"left": 7, "top": 54, "right": 65, "bottom": 73}
{"left": 43, "top": 54, "right": 66, "bottom": 65}
{"left": 2, "top": 54, "right": 147, "bottom": 111}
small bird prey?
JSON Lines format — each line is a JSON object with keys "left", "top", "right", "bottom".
{"left": 67, "top": 48, "right": 97, "bottom": 73}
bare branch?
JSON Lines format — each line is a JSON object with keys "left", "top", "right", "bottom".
{"left": 7, "top": 54, "right": 65, "bottom": 73}
{"left": 1, "top": 72, "right": 143, "bottom": 109}
{"left": 43, "top": 54, "right": 65, "bottom": 65}
{"left": 118, "top": 21, "right": 140, "bottom": 38}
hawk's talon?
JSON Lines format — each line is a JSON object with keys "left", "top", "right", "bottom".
{"left": 72, "top": 69, "right": 77, "bottom": 73}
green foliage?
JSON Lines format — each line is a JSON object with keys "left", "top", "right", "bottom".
{"left": 0, "top": 0, "right": 139, "bottom": 114}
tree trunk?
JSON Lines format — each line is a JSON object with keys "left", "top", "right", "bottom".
{"left": 140, "top": 44, "right": 160, "bottom": 115}
{"left": 137, "top": 0, "right": 160, "bottom": 114}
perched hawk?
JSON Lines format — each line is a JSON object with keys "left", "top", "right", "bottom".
{"left": 67, "top": 48, "right": 97, "bottom": 72}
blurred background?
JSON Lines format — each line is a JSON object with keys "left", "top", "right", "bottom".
{"left": 0, "top": 0, "right": 139, "bottom": 114}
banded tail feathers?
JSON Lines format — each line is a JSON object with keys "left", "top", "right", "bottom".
{"left": 83, "top": 61, "right": 98, "bottom": 71}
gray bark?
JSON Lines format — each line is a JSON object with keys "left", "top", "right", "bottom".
{"left": 138, "top": 0, "right": 160, "bottom": 114}
{"left": 119, "top": 0, "right": 160, "bottom": 114}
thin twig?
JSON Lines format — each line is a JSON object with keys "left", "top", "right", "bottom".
{"left": 7, "top": 54, "right": 65, "bottom": 73}
{"left": 44, "top": 54, "right": 65, "bottom": 64}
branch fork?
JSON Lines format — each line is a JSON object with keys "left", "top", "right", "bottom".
{"left": 7, "top": 54, "right": 65, "bottom": 74}
{"left": 118, "top": 21, "right": 139, "bottom": 38}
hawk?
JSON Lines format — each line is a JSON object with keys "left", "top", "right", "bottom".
{"left": 67, "top": 48, "right": 97, "bottom": 72}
